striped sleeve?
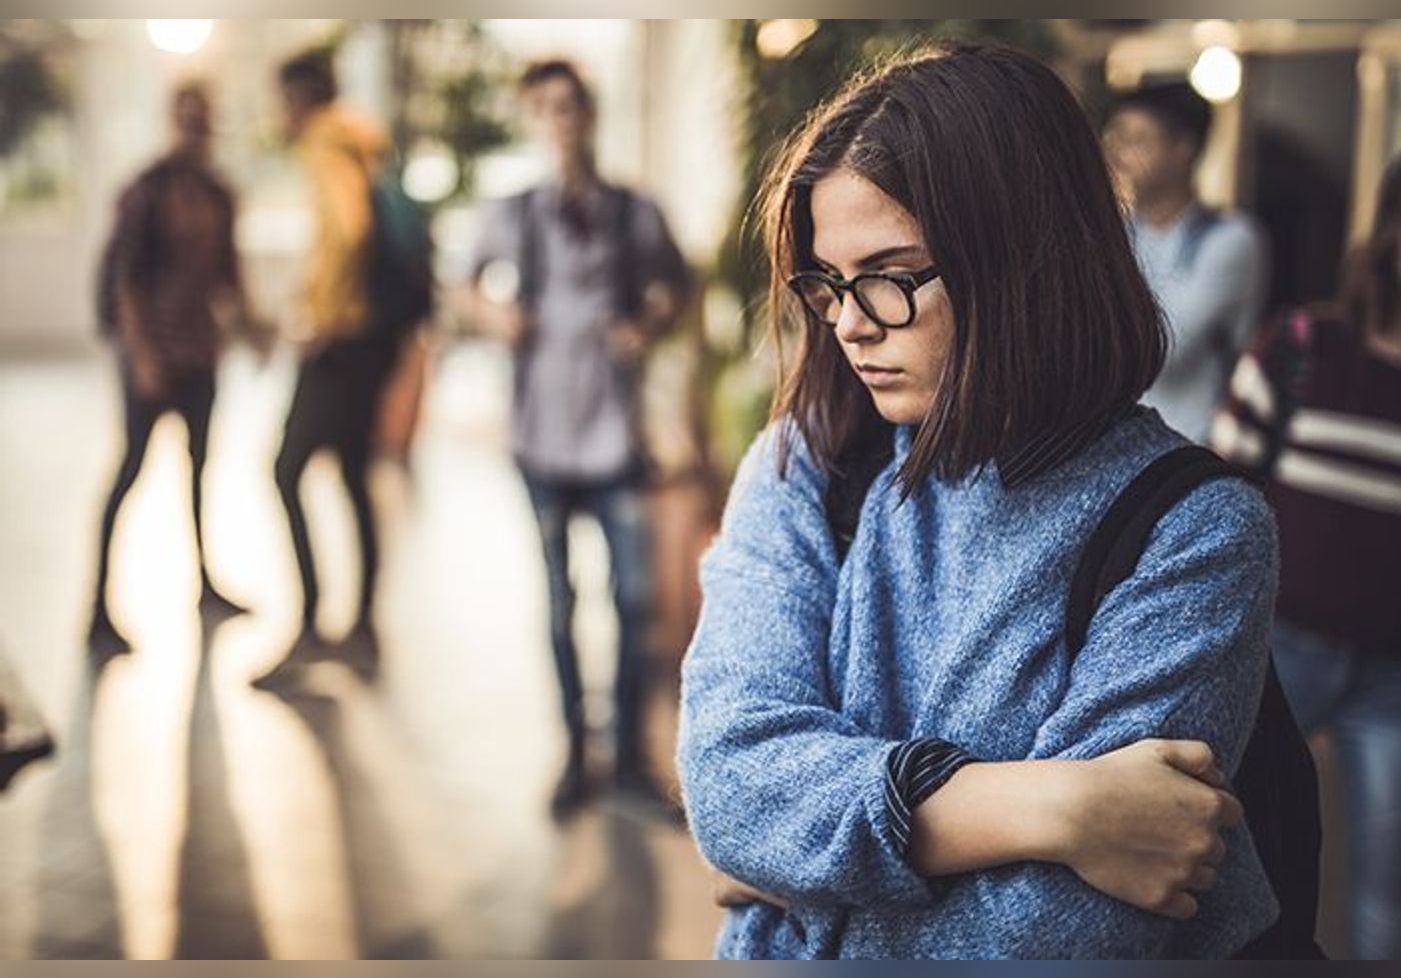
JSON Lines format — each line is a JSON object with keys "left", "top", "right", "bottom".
{"left": 1210, "top": 310, "right": 1307, "bottom": 472}
{"left": 882, "top": 737, "right": 978, "bottom": 858}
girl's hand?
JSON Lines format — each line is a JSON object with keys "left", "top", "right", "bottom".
{"left": 710, "top": 869, "right": 788, "bottom": 911}
{"left": 129, "top": 350, "right": 165, "bottom": 401}
{"left": 606, "top": 319, "right": 649, "bottom": 365}
{"left": 1050, "top": 739, "right": 1244, "bottom": 920}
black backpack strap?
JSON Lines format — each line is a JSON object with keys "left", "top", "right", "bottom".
{"left": 515, "top": 188, "right": 539, "bottom": 310}
{"left": 1066, "top": 444, "right": 1325, "bottom": 959}
{"left": 1066, "top": 445, "right": 1241, "bottom": 656}
{"left": 612, "top": 186, "right": 642, "bottom": 319}
{"left": 1176, "top": 205, "right": 1222, "bottom": 273}
{"left": 825, "top": 422, "right": 895, "bottom": 563}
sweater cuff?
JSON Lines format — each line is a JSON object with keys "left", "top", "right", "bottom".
{"left": 882, "top": 737, "right": 978, "bottom": 860}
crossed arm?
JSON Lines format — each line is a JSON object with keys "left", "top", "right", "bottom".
{"left": 678, "top": 431, "right": 1276, "bottom": 955}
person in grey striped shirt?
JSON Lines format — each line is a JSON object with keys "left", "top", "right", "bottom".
{"left": 460, "top": 60, "right": 691, "bottom": 818}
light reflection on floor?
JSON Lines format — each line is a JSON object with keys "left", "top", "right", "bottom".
{"left": 0, "top": 343, "right": 722, "bottom": 959}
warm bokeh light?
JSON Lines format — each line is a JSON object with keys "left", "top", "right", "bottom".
{"left": 1190, "top": 44, "right": 1243, "bottom": 104}
{"left": 402, "top": 144, "right": 460, "bottom": 204}
{"left": 145, "top": 20, "right": 214, "bottom": 55}
{"left": 755, "top": 19, "right": 817, "bottom": 60}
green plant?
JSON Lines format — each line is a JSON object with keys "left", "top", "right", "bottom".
{"left": 384, "top": 20, "right": 512, "bottom": 203}
{"left": 0, "top": 41, "right": 68, "bottom": 159}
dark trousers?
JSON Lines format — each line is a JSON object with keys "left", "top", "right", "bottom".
{"left": 275, "top": 335, "right": 397, "bottom": 630}
{"left": 522, "top": 470, "right": 653, "bottom": 773}
{"left": 94, "top": 365, "right": 217, "bottom": 612}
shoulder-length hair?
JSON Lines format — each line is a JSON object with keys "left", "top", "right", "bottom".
{"left": 758, "top": 41, "right": 1166, "bottom": 490}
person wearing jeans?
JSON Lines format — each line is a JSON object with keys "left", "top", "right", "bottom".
{"left": 1213, "top": 157, "right": 1401, "bottom": 959}
{"left": 523, "top": 472, "right": 653, "bottom": 788}
{"left": 1271, "top": 622, "right": 1401, "bottom": 959}
{"left": 461, "top": 60, "right": 690, "bottom": 816}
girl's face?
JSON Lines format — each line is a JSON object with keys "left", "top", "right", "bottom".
{"left": 809, "top": 168, "right": 953, "bottom": 425}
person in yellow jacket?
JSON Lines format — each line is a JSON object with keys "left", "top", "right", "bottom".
{"left": 255, "top": 51, "right": 399, "bottom": 689}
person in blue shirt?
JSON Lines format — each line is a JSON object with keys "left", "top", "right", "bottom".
{"left": 1103, "top": 81, "right": 1269, "bottom": 444}
{"left": 678, "top": 43, "right": 1279, "bottom": 959}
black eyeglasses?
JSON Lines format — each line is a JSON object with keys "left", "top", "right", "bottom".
{"left": 787, "top": 266, "right": 940, "bottom": 329}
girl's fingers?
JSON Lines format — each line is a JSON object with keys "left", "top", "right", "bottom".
{"left": 1160, "top": 891, "right": 1200, "bottom": 921}
{"left": 1213, "top": 789, "right": 1245, "bottom": 829}
{"left": 1157, "top": 739, "right": 1215, "bottom": 778}
{"left": 1205, "top": 834, "right": 1228, "bottom": 867}
{"left": 1184, "top": 865, "right": 1220, "bottom": 893}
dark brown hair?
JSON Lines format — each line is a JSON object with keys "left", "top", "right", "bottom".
{"left": 518, "top": 58, "right": 595, "bottom": 116}
{"left": 760, "top": 41, "right": 1166, "bottom": 490}
{"left": 1342, "top": 157, "right": 1401, "bottom": 342}
{"left": 279, "top": 50, "right": 337, "bottom": 108}
{"left": 1108, "top": 81, "right": 1213, "bottom": 159}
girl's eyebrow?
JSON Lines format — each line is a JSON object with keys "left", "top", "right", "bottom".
{"left": 810, "top": 243, "right": 927, "bottom": 273}
{"left": 857, "top": 244, "right": 927, "bottom": 269}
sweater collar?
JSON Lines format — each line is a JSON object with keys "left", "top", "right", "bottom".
{"left": 894, "top": 406, "right": 1132, "bottom": 490}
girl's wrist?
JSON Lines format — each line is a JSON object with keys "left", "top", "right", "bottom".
{"left": 1024, "top": 758, "right": 1091, "bottom": 866}
{"left": 909, "top": 758, "right": 1090, "bottom": 876}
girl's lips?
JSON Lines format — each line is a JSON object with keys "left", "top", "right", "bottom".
{"left": 856, "top": 364, "right": 904, "bottom": 388}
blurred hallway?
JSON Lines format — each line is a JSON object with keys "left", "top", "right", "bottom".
{"left": 0, "top": 341, "right": 721, "bottom": 959}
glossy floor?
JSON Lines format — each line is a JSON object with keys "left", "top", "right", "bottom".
{"left": 0, "top": 344, "right": 723, "bottom": 959}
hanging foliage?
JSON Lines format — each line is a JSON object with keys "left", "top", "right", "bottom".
{"left": 0, "top": 36, "right": 69, "bottom": 159}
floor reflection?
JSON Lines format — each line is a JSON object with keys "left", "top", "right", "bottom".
{"left": 172, "top": 613, "right": 268, "bottom": 959}
{"left": 277, "top": 681, "right": 439, "bottom": 958}
{"left": 0, "top": 346, "right": 723, "bottom": 959}
{"left": 544, "top": 808, "right": 660, "bottom": 959}
{"left": 31, "top": 663, "right": 123, "bottom": 958}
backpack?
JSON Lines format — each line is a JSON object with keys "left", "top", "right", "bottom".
{"left": 826, "top": 435, "right": 1324, "bottom": 960}
{"left": 1176, "top": 206, "right": 1223, "bottom": 274}
{"left": 365, "top": 166, "right": 435, "bottom": 338}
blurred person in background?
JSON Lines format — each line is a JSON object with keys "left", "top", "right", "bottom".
{"left": 253, "top": 51, "right": 408, "bottom": 690}
{"left": 1104, "top": 81, "right": 1268, "bottom": 444}
{"left": 1213, "top": 158, "right": 1401, "bottom": 960}
{"left": 460, "top": 59, "right": 691, "bottom": 817}
{"left": 89, "top": 80, "right": 262, "bottom": 658}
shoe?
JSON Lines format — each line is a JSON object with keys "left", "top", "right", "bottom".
{"left": 249, "top": 628, "right": 325, "bottom": 691}
{"left": 341, "top": 619, "right": 381, "bottom": 683}
{"left": 86, "top": 609, "right": 132, "bottom": 665}
{"left": 200, "top": 584, "right": 251, "bottom": 620}
{"left": 612, "top": 766, "right": 686, "bottom": 826}
{"left": 549, "top": 748, "right": 593, "bottom": 821}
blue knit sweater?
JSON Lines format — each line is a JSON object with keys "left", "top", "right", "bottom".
{"left": 677, "top": 407, "right": 1280, "bottom": 959}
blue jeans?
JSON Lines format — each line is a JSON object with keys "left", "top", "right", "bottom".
{"left": 523, "top": 471, "right": 653, "bottom": 773}
{"left": 1272, "top": 620, "right": 1401, "bottom": 960}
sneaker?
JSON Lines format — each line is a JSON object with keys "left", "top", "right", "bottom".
{"left": 249, "top": 628, "right": 326, "bottom": 691}
{"left": 199, "top": 584, "right": 251, "bottom": 621}
{"left": 612, "top": 766, "right": 686, "bottom": 826}
{"left": 549, "top": 749, "right": 593, "bottom": 821}
{"left": 86, "top": 609, "right": 132, "bottom": 665}
{"left": 341, "top": 620, "right": 381, "bottom": 683}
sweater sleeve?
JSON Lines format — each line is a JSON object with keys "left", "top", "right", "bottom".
{"left": 902, "top": 478, "right": 1280, "bottom": 958}
{"left": 677, "top": 425, "right": 940, "bottom": 908}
